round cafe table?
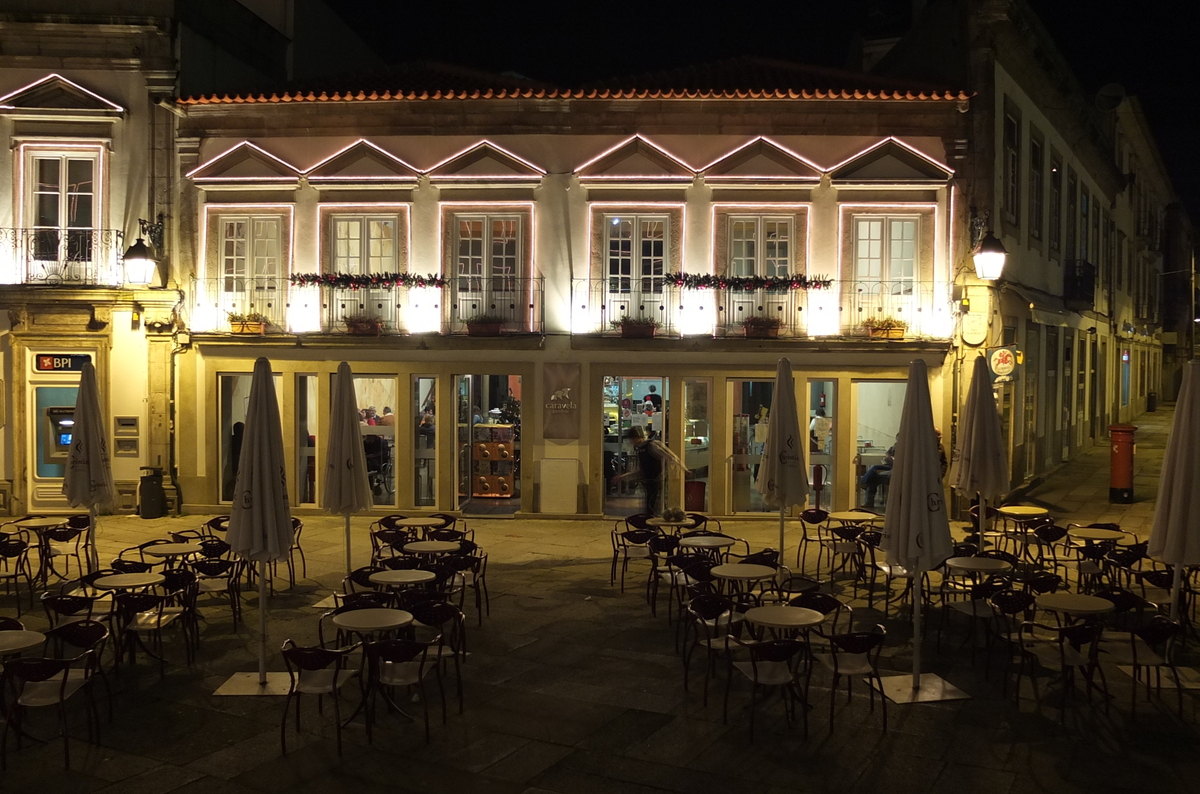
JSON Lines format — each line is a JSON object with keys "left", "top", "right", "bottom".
{"left": 92, "top": 572, "right": 166, "bottom": 591}
{"left": 1035, "top": 592, "right": 1114, "bottom": 617}
{"left": 828, "top": 511, "right": 876, "bottom": 524}
{"left": 15, "top": 516, "right": 69, "bottom": 585}
{"left": 331, "top": 607, "right": 413, "bottom": 638}
{"left": 679, "top": 536, "right": 735, "bottom": 551}
{"left": 1067, "top": 527, "right": 1126, "bottom": 543}
{"left": 0, "top": 630, "right": 46, "bottom": 657}
{"left": 711, "top": 564, "right": 776, "bottom": 583}
{"left": 997, "top": 505, "right": 1049, "bottom": 519}
{"left": 369, "top": 569, "right": 437, "bottom": 588}
{"left": 142, "top": 542, "right": 203, "bottom": 559}
{"left": 745, "top": 605, "right": 824, "bottom": 631}
{"left": 403, "top": 540, "right": 461, "bottom": 555}
{"left": 647, "top": 517, "right": 694, "bottom": 532}
{"left": 945, "top": 557, "right": 1012, "bottom": 575}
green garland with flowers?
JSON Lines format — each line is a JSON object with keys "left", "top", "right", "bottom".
{"left": 663, "top": 273, "right": 834, "bottom": 291}
{"left": 289, "top": 272, "right": 448, "bottom": 289}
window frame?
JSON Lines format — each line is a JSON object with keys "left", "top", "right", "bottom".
{"left": 726, "top": 214, "right": 795, "bottom": 279}
{"left": 1002, "top": 108, "right": 1021, "bottom": 225}
{"left": 604, "top": 213, "right": 669, "bottom": 296}
{"left": 851, "top": 214, "right": 920, "bottom": 288}
{"left": 1028, "top": 134, "right": 1044, "bottom": 241}
{"left": 19, "top": 143, "right": 106, "bottom": 232}
{"left": 327, "top": 213, "right": 400, "bottom": 275}
{"left": 1048, "top": 154, "right": 1063, "bottom": 254}
{"left": 219, "top": 214, "right": 285, "bottom": 293}
{"left": 452, "top": 213, "right": 523, "bottom": 291}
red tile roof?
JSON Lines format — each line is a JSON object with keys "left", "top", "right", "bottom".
{"left": 178, "top": 57, "right": 970, "bottom": 106}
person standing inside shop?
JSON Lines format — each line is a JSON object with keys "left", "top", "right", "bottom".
{"left": 623, "top": 425, "right": 688, "bottom": 516}
{"left": 642, "top": 384, "right": 662, "bottom": 412}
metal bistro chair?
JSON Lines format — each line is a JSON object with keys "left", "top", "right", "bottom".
{"left": 611, "top": 527, "right": 657, "bottom": 593}
{"left": 280, "top": 640, "right": 362, "bottom": 756}
{"left": 1, "top": 651, "right": 100, "bottom": 771}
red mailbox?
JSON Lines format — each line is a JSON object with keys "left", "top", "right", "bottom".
{"left": 1108, "top": 423, "right": 1138, "bottom": 503}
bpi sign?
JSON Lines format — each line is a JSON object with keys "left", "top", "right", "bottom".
{"left": 35, "top": 354, "right": 92, "bottom": 372}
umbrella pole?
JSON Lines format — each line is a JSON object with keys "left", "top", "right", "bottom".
{"left": 258, "top": 562, "right": 268, "bottom": 686}
{"left": 344, "top": 512, "right": 352, "bottom": 576}
{"left": 1170, "top": 564, "right": 1182, "bottom": 623}
{"left": 912, "top": 574, "right": 923, "bottom": 690}
{"left": 88, "top": 506, "right": 100, "bottom": 574}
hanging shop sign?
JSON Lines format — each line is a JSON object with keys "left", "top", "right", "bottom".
{"left": 543, "top": 362, "right": 581, "bottom": 440}
{"left": 986, "top": 345, "right": 1021, "bottom": 384}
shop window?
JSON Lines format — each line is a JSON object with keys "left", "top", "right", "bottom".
{"left": 683, "top": 379, "right": 710, "bottom": 512}
{"left": 297, "top": 374, "right": 317, "bottom": 504}
{"left": 413, "top": 376, "right": 436, "bottom": 507}
{"left": 351, "top": 376, "right": 397, "bottom": 505}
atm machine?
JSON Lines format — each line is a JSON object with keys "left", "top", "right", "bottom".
{"left": 42, "top": 406, "right": 76, "bottom": 464}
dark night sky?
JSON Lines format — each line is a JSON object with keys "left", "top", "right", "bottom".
{"left": 328, "top": 1, "right": 1197, "bottom": 222}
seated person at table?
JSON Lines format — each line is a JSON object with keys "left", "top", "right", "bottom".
{"left": 859, "top": 440, "right": 895, "bottom": 508}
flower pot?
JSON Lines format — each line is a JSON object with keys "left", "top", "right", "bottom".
{"left": 229, "top": 321, "right": 266, "bottom": 335}
{"left": 345, "top": 319, "right": 383, "bottom": 336}
{"left": 743, "top": 325, "right": 780, "bottom": 339}
{"left": 619, "top": 324, "right": 657, "bottom": 338}
{"left": 867, "top": 327, "right": 905, "bottom": 340}
{"left": 467, "top": 322, "right": 505, "bottom": 337}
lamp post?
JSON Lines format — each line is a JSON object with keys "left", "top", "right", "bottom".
{"left": 123, "top": 214, "right": 164, "bottom": 287}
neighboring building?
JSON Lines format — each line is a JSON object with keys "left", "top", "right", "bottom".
{"left": 871, "top": 0, "right": 1190, "bottom": 492}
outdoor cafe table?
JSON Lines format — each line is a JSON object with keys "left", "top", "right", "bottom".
{"left": 142, "top": 542, "right": 203, "bottom": 559}
{"left": 679, "top": 535, "right": 736, "bottom": 552}
{"left": 945, "top": 557, "right": 1013, "bottom": 575}
{"left": 828, "top": 511, "right": 876, "bottom": 524}
{"left": 1035, "top": 592, "right": 1115, "bottom": 617}
{"left": 92, "top": 572, "right": 166, "bottom": 591}
{"left": 15, "top": 516, "right": 68, "bottom": 585}
{"left": 712, "top": 563, "right": 776, "bottom": 596}
{"left": 403, "top": 540, "right": 461, "bottom": 555}
{"left": 387, "top": 517, "right": 449, "bottom": 538}
{"left": 0, "top": 630, "right": 46, "bottom": 657}
{"left": 331, "top": 607, "right": 414, "bottom": 639}
{"left": 745, "top": 605, "right": 824, "bottom": 634}
{"left": 369, "top": 569, "right": 437, "bottom": 589}
{"left": 1067, "top": 527, "right": 1127, "bottom": 543}
{"left": 647, "top": 517, "right": 693, "bottom": 533}
{"left": 997, "top": 505, "right": 1049, "bottom": 520}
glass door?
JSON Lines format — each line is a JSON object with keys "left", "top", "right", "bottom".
{"left": 349, "top": 375, "right": 396, "bottom": 505}
{"left": 602, "top": 376, "right": 668, "bottom": 516}
{"left": 413, "top": 376, "right": 436, "bottom": 507}
{"left": 219, "top": 372, "right": 281, "bottom": 503}
{"left": 852, "top": 381, "right": 907, "bottom": 510}
{"left": 296, "top": 374, "right": 317, "bottom": 504}
{"left": 807, "top": 380, "right": 836, "bottom": 511}
{"left": 455, "top": 374, "right": 522, "bottom": 514}
{"left": 729, "top": 379, "right": 774, "bottom": 513}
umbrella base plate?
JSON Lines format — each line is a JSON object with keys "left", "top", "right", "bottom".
{"left": 214, "top": 672, "right": 291, "bottom": 696}
{"left": 311, "top": 595, "right": 338, "bottom": 610}
{"left": 875, "top": 673, "right": 970, "bottom": 704}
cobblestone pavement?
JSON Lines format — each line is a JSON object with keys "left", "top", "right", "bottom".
{"left": 1, "top": 403, "right": 1195, "bottom": 794}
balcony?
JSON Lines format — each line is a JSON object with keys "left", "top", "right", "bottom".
{"left": 0, "top": 227, "right": 124, "bottom": 286}
{"left": 188, "top": 275, "right": 544, "bottom": 335}
{"left": 571, "top": 278, "right": 947, "bottom": 339}
{"left": 1064, "top": 259, "right": 1097, "bottom": 313}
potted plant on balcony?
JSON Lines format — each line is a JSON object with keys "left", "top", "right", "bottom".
{"left": 741, "top": 315, "right": 783, "bottom": 339}
{"left": 610, "top": 316, "right": 661, "bottom": 339}
{"left": 861, "top": 315, "right": 908, "bottom": 340}
{"left": 227, "top": 311, "right": 269, "bottom": 335}
{"left": 465, "top": 313, "right": 508, "bottom": 337}
{"left": 343, "top": 314, "right": 384, "bottom": 336}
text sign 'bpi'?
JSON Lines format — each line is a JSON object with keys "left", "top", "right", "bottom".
{"left": 35, "top": 354, "right": 92, "bottom": 372}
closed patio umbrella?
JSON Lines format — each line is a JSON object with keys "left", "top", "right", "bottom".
{"left": 950, "top": 355, "right": 1008, "bottom": 546}
{"left": 225, "top": 357, "right": 293, "bottom": 690}
{"left": 880, "top": 359, "right": 963, "bottom": 703}
{"left": 62, "top": 362, "right": 115, "bottom": 573}
{"left": 1149, "top": 360, "right": 1200, "bottom": 621}
{"left": 755, "top": 358, "right": 810, "bottom": 576}
{"left": 324, "top": 362, "right": 373, "bottom": 575}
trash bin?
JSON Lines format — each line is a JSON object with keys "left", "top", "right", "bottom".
{"left": 1147, "top": 392, "right": 1158, "bottom": 412}
{"left": 685, "top": 480, "right": 706, "bottom": 512}
{"left": 139, "top": 466, "right": 167, "bottom": 519}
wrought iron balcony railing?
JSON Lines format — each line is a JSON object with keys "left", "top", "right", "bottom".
{"left": 0, "top": 227, "right": 124, "bottom": 286}
{"left": 446, "top": 275, "right": 544, "bottom": 334}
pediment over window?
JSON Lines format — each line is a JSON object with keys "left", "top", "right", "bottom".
{"left": 829, "top": 138, "right": 953, "bottom": 184}
{"left": 0, "top": 73, "right": 124, "bottom": 117}
{"left": 427, "top": 141, "right": 544, "bottom": 180}
{"left": 306, "top": 140, "right": 420, "bottom": 182}
{"left": 575, "top": 136, "right": 694, "bottom": 181}
{"left": 187, "top": 142, "right": 302, "bottom": 183}
{"left": 702, "top": 138, "right": 821, "bottom": 181}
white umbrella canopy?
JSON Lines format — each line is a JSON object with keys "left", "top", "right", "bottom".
{"left": 324, "top": 362, "right": 373, "bottom": 574}
{"left": 1149, "top": 360, "right": 1200, "bottom": 620}
{"left": 62, "top": 362, "right": 115, "bottom": 572}
{"left": 950, "top": 354, "right": 1009, "bottom": 547}
{"left": 882, "top": 359, "right": 953, "bottom": 692}
{"left": 226, "top": 357, "right": 293, "bottom": 686}
{"left": 755, "top": 358, "right": 811, "bottom": 568}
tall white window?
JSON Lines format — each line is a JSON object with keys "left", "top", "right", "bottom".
{"left": 607, "top": 215, "right": 666, "bottom": 296}
{"left": 31, "top": 154, "right": 96, "bottom": 263}
{"left": 222, "top": 215, "right": 282, "bottom": 293}
{"left": 331, "top": 216, "right": 397, "bottom": 273}
{"left": 454, "top": 215, "right": 521, "bottom": 307}
{"left": 853, "top": 216, "right": 917, "bottom": 288}
{"left": 729, "top": 217, "right": 792, "bottom": 277}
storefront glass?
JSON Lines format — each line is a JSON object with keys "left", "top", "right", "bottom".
{"left": 352, "top": 376, "right": 396, "bottom": 505}
{"left": 602, "top": 376, "right": 669, "bottom": 516}
{"left": 853, "top": 381, "right": 906, "bottom": 510}
{"left": 807, "top": 380, "right": 836, "bottom": 511}
{"left": 456, "top": 374, "right": 522, "bottom": 514}
{"left": 297, "top": 374, "right": 317, "bottom": 504}
{"left": 219, "top": 372, "right": 280, "bottom": 502}
{"left": 413, "top": 376, "right": 436, "bottom": 507}
{"left": 683, "top": 378, "right": 710, "bottom": 512}
{"left": 730, "top": 378, "right": 774, "bottom": 513}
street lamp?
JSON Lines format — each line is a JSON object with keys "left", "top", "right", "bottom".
{"left": 972, "top": 231, "right": 1007, "bottom": 281}
{"left": 123, "top": 214, "right": 164, "bottom": 287}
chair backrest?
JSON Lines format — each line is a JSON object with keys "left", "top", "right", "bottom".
{"left": 281, "top": 639, "right": 358, "bottom": 671}
{"left": 0, "top": 616, "right": 25, "bottom": 631}
{"left": 1093, "top": 587, "right": 1149, "bottom": 614}
{"left": 800, "top": 508, "right": 829, "bottom": 526}
{"left": 833, "top": 524, "right": 864, "bottom": 542}
{"left": 683, "top": 513, "right": 708, "bottom": 530}
{"left": 366, "top": 638, "right": 436, "bottom": 673}
{"left": 617, "top": 529, "right": 656, "bottom": 547}
{"left": 190, "top": 558, "right": 238, "bottom": 578}
{"left": 43, "top": 525, "right": 86, "bottom": 544}
{"left": 788, "top": 591, "right": 845, "bottom": 616}
{"left": 824, "top": 624, "right": 887, "bottom": 666}
{"left": 42, "top": 593, "right": 97, "bottom": 624}
{"left": 198, "top": 538, "right": 232, "bottom": 559}
{"left": 737, "top": 549, "right": 779, "bottom": 568}
{"left": 381, "top": 555, "right": 422, "bottom": 571}
{"left": 625, "top": 513, "right": 653, "bottom": 531}
{"left": 408, "top": 601, "right": 464, "bottom": 638}
{"left": 44, "top": 619, "right": 109, "bottom": 656}
{"left": 428, "top": 528, "right": 468, "bottom": 543}
{"left": 371, "top": 528, "right": 410, "bottom": 554}
{"left": 110, "top": 558, "right": 152, "bottom": 574}
{"left": 204, "top": 515, "right": 231, "bottom": 533}
{"left": 3, "top": 654, "right": 79, "bottom": 686}
{"left": 747, "top": 638, "right": 806, "bottom": 667}
{"left": 394, "top": 589, "right": 448, "bottom": 610}
{"left": 950, "top": 541, "right": 978, "bottom": 558}
{"left": 678, "top": 558, "right": 717, "bottom": 584}
{"left": 647, "top": 534, "right": 680, "bottom": 557}
{"left": 1033, "top": 524, "right": 1069, "bottom": 544}
{"left": 1135, "top": 616, "right": 1182, "bottom": 649}
{"left": 1059, "top": 619, "right": 1105, "bottom": 650}
{"left": 976, "top": 549, "right": 1020, "bottom": 566}
{"left": 687, "top": 592, "right": 734, "bottom": 622}
{"left": 65, "top": 514, "right": 90, "bottom": 530}
{"left": 343, "top": 565, "right": 384, "bottom": 593}
{"left": 1023, "top": 571, "right": 1062, "bottom": 595}
{"left": 336, "top": 591, "right": 393, "bottom": 611}
{"left": 987, "top": 588, "right": 1036, "bottom": 616}
{"left": 429, "top": 513, "right": 458, "bottom": 529}
{"left": 0, "top": 536, "right": 30, "bottom": 560}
